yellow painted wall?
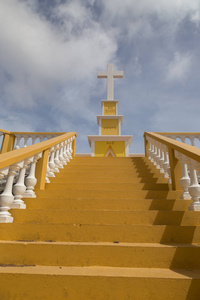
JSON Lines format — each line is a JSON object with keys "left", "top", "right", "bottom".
{"left": 103, "top": 102, "right": 116, "bottom": 115}
{"left": 95, "top": 141, "right": 125, "bottom": 157}
{"left": 101, "top": 119, "right": 118, "bottom": 135}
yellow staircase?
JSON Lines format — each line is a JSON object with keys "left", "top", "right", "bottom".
{"left": 1, "top": 157, "right": 200, "bottom": 299}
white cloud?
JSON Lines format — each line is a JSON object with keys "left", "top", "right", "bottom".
{"left": 0, "top": 0, "right": 117, "bottom": 109}
{"left": 166, "top": 52, "right": 192, "bottom": 82}
{"left": 101, "top": 0, "right": 200, "bottom": 20}
{"left": 100, "top": 0, "right": 200, "bottom": 41}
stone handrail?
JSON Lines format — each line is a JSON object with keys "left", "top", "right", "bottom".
{"left": 0, "top": 132, "right": 77, "bottom": 223}
{"left": 144, "top": 132, "right": 200, "bottom": 212}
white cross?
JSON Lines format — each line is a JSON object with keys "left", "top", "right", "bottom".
{"left": 97, "top": 63, "right": 123, "bottom": 100}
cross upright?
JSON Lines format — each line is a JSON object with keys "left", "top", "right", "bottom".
{"left": 97, "top": 63, "right": 123, "bottom": 100}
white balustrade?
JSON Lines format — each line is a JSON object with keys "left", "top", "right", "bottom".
{"left": 163, "top": 134, "right": 200, "bottom": 148}
{"left": 14, "top": 134, "right": 57, "bottom": 150}
{"left": 147, "top": 135, "right": 200, "bottom": 211}
{"left": 0, "top": 133, "right": 76, "bottom": 222}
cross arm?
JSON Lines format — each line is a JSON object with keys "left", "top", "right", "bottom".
{"left": 113, "top": 71, "right": 123, "bottom": 78}
{"left": 97, "top": 71, "right": 108, "bottom": 78}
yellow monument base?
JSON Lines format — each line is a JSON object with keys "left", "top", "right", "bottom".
{"left": 88, "top": 136, "right": 132, "bottom": 157}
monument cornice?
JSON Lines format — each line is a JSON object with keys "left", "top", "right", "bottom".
{"left": 97, "top": 115, "right": 123, "bottom": 125}
{"left": 88, "top": 135, "right": 133, "bottom": 147}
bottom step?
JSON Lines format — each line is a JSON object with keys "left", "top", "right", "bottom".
{"left": 1, "top": 266, "right": 200, "bottom": 300}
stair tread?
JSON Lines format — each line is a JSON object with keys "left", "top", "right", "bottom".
{"left": 1, "top": 265, "right": 200, "bottom": 278}
{"left": 1, "top": 240, "right": 200, "bottom": 247}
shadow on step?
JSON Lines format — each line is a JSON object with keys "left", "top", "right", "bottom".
{"left": 130, "top": 157, "right": 170, "bottom": 191}
{"left": 185, "top": 278, "right": 200, "bottom": 299}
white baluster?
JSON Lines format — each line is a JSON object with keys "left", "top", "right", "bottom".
{"left": 62, "top": 140, "right": 69, "bottom": 162}
{"left": 146, "top": 137, "right": 151, "bottom": 161}
{"left": 69, "top": 137, "right": 73, "bottom": 159}
{"left": 189, "top": 136, "right": 195, "bottom": 147}
{"left": 31, "top": 135, "right": 37, "bottom": 145}
{"left": 59, "top": 142, "right": 67, "bottom": 165}
{"left": 23, "top": 136, "right": 30, "bottom": 147}
{"left": 45, "top": 153, "right": 53, "bottom": 183}
{"left": 14, "top": 135, "right": 22, "bottom": 149}
{"left": 45, "top": 170, "right": 51, "bottom": 183}
{"left": 0, "top": 162, "right": 23, "bottom": 223}
{"left": 64, "top": 140, "right": 70, "bottom": 162}
{"left": 158, "top": 146, "right": 165, "bottom": 174}
{"left": 179, "top": 136, "right": 186, "bottom": 144}
{"left": 12, "top": 157, "right": 33, "bottom": 208}
{"left": 188, "top": 160, "right": 200, "bottom": 211}
{"left": 49, "top": 148, "right": 59, "bottom": 173}
{"left": 39, "top": 136, "right": 45, "bottom": 143}
{"left": 66, "top": 140, "right": 71, "bottom": 161}
{"left": 154, "top": 144, "right": 160, "bottom": 169}
{"left": 149, "top": 139, "right": 155, "bottom": 163}
{"left": 0, "top": 167, "right": 9, "bottom": 179}
{"left": 162, "top": 147, "right": 170, "bottom": 179}
{"left": 156, "top": 142, "right": 164, "bottom": 172}
{"left": 175, "top": 153, "right": 191, "bottom": 200}
{"left": 54, "top": 145, "right": 63, "bottom": 169}
{"left": 23, "top": 153, "right": 42, "bottom": 198}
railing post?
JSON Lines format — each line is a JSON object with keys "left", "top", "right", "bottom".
{"left": 72, "top": 136, "right": 76, "bottom": 158}
{"left": 35, "top": 149, "right": 49, "bottom": 190}
{"left": 1, "top": 134, "right": 15, "bottom": 154}
{"left": 168, "top": 146, "right": 182, "bottom": 190}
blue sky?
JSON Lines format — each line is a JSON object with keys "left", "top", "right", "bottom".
{"left": 0, "top": 0, "right": 200, "bottom": 153}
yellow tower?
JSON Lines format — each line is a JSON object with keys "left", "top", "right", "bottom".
{"left": 88, "top": 63, "right": 132, "bottom": 157}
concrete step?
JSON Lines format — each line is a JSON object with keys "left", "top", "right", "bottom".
{"left": 53, "top": 171, "right": 165, "bottom": 180}
{"left": 0, "top": 224, "right": 200, "bottom": 243}
{"left": 71, "top": 157, "right": 146, "bottom": 163}
{"left": 24, "top": 198, "right": 191, "bottom": 211}
{"left": 0, "top": 241, "right": 200, "bottom": 269}
{"left": 45, "top": 182, "right": 170, "bottom": 191}
{"left": 49, "top": 178, "right": 168, "bottom": 184}
{"left": 0, "top": 266, "right": 200, "bottom": 300}
{"left": 60, "top": 165, "right": 157, "bottom": 172}
{"left": 35, "top": 189, "right": 182, "bottom": 200}
{"left": 10, "top": 209, "right": 200, "bottom": 226}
